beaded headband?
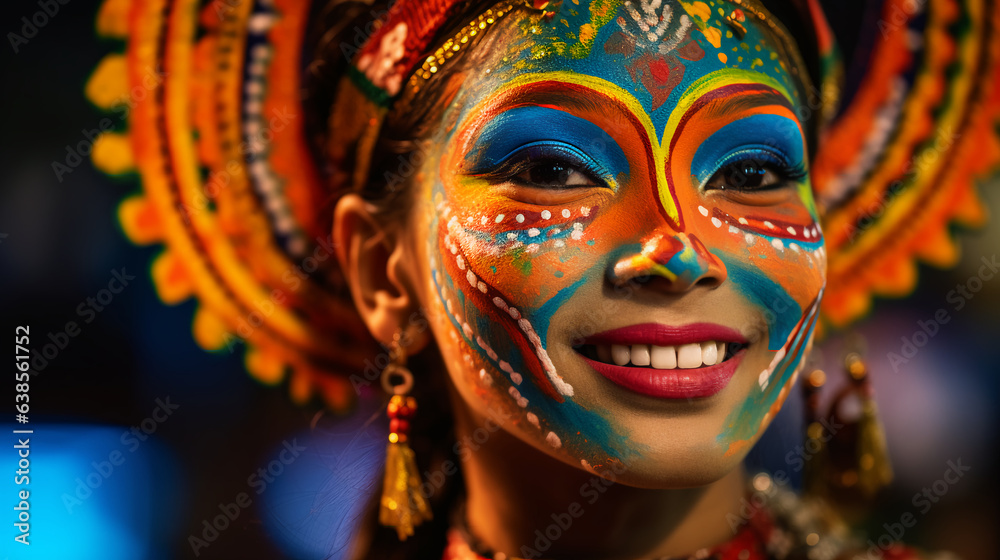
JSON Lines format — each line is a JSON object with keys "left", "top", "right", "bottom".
{"left": 349, "top": 0, "right": 525, "bottom": 105}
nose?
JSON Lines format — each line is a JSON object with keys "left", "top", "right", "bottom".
{"left": 607, "top": 232, "right": 728, "bottom": 292}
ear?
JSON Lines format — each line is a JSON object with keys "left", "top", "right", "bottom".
{"left": 333, "top": 193, "right": 431, "bottom": 353}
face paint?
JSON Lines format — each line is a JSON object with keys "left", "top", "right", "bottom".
{"left": 414, "top": 0, "right": 826, "bottom": 477}
{"left": 657, "top": 67, "right": 825, "bottom": 453}
{"left": 466, "top": 105, "right": 631, "bottom": 190}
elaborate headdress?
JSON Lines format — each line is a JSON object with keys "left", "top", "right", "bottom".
{"left": 87, "top": 0, "right": 1000, "bottom": 411}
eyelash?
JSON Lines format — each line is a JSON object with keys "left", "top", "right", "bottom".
{"left": 471, "top": 142, "right": 611, "bottom": 189}
{"left": 706, "top": 149, "right": 807, "bottom": 192}
{"left": 471, "top": 145, "right": 805, "bottom": 192}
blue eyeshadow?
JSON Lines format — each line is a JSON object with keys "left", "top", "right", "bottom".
{"left": 466, "top": 105, "right": 630, "bottom": 185}
{"left": 689, "top": 114, "right": 805, "bottom": 186}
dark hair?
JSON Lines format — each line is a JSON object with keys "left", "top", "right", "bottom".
{"left": 300, "top": 1, "right": 821, "bottom": 558}
{"left": 763, "top": 0, "right": 822, "bottom": 95}
{"left": 761, "top": 0, "right": 825, "bottom": 150}
{"left": 302, "top": 2, "right": 528, "bottom": 558}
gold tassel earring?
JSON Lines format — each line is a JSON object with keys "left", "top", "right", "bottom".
{"left": 802, "top": 368, "right": 830, "bottom": 499}
{"left": 378, "top": 333, "right": 432, "bottom": 540}
{"left": 802, "top": 343, "right": 893, "bottom": 514}
{"left": 843, "top": 352, "right": 894, "bottom": 497}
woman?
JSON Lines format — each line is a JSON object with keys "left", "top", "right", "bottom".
{"left": 87, "top": 0, "right": 1000, "bottom": 557}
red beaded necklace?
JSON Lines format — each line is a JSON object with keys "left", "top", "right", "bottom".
{"left": 442, "top": 498, "right": 776, "bottom": 560}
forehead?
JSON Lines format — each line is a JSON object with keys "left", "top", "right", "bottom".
{"left": 451, "top": 0, "right": 807, "bottom": 135}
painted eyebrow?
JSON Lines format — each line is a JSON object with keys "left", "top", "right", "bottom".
{"left": 669, "top": 83, "right": 803, "bottom": 158}
{"left": 532, "top": 93, "right": 608, "bottom": 114}
{"left": 698, "top": 88, "right": 798, "bottom": 123}
{"left": 479, "top": 81, "right": 645, "bottom": 138}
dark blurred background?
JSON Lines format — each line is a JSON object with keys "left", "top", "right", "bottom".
{"left": 1, "top": 0, "right": 998, "bottom": 559}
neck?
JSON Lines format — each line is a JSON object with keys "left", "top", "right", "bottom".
{"left": 449, "top": 391, "right": 749, "bottom": 560}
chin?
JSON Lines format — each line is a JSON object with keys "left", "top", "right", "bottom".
{"left": 506, "top": 412, "right": 749, "bottom": 489}
{"left": 610, "top": 446, "right": 746, "bottom": 489}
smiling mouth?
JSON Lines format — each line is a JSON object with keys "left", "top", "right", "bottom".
{"left": 575, "top": 341, "right": 747, "bottom": 369}
{"left": 574, "top": 323, "right": 750, "bottom": 399}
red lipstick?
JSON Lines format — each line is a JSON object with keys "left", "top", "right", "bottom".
{"left": 579, "top": 323, "right": 748, "bottom": 399}
{"left": 583, "top": 322, "right": 748, "bottom": 346}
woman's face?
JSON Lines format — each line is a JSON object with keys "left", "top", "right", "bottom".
{"left": 408, "top": 0, "right": 826, "bottom": 487}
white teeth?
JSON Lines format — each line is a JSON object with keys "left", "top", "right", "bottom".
{"left": 701, "top": 341, "right": 718, "bottom": 366}
{"left": 651, "top": 345, "right": 677, "bottom": 369}
{"left": 611, "top": 344, "right": 631, "bottom": 366}
{"left": 677, "top": 343, "right": 702, "bottom": 369}
{"left": 630, "top": 344, "right": 651, "bottom": 366}
{"left": 593, "top": 341, "right": 736, "bottom": 369}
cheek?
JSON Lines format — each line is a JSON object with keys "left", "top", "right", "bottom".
{"left": 703, "top": 203, "right": 826, "bottom": 454}
{"left": 692, "top": 196, "right": 827, "bottom": 335}
{"left": 667, "top": 128, "right": 826, "bottom": 349}
{"left": 425, "top": 174, "right": 636, "bottom": 464}
{"left": 693, "top": 190, "right": 826, "bottom": 340}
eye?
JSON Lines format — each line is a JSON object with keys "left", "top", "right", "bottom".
{"left": 515, "top": 159, "right": 599, "bottom": 188}
{"left": 706, "top": 159, "right": 782, "bottom": 191}
{"left": 704, "top": 153, "right": 807, "bottom": 193}
{"left": 469, "top": 142, "right": 611, "bottom": 190}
